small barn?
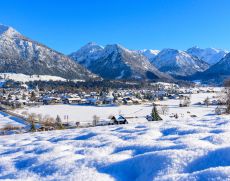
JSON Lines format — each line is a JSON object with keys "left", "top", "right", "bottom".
{"left": 63, "top": 97, "right": 82, "bottom": 104}
{"left": 110, "top": 115, "right": 128, "bottom": 124}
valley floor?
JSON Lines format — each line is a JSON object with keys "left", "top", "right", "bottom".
{"left": 14, "top": 92, "right": 219, "bottom": 125}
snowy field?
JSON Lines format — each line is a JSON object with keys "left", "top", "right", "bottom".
{"left": 1, "top": 114, "right": 230, "bottom": 180}
{"left": 15, "top": 92, "right": 219, "bottom": 125}
{"left": 0, "top": 73, "right": 66, "bottom": 82}
{"left": 0, "top": 73, "right": 85, "bottom": 83}
{"left": 2, "top": 91, "right": 230, "bottom": 180}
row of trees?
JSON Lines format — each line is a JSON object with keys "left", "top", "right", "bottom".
{"left": 24, "top": 112, "right": 64, "bottom": 132}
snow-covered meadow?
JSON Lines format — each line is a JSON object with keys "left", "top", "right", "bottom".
{"left": 0, "top": 73, "right": 85, "bottom": 83}
{"left": 0, "top": 73, "right": 66, "bottom": 82}
{"left": 1, "top": 91, "right": 230, "bottom": 180}
{"left": 1, "top": 114, "right": 230, "bottom": 180}
{"left": 14, "top": 92, "right": 219, "bottom": 125}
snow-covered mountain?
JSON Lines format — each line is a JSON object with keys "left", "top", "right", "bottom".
{"left": 70, "top": 43, "right": 172, "bottom": 81}
{"left": 150, "top": 48, "right": 209, "bottom": 77}
{"left": 70, "top": 42, "right": 104, "bottom": 68}
{"left": 138, "top": 49, "right": 160, "bottom": 59}
{"left": 187, "top": 46, "right": 228, "bottom": 65}
{"left": 195, "top": 52, "right": 230, "bottom": 82}
{"left": 0, "top": 24, "right": 95, "bottom": 80}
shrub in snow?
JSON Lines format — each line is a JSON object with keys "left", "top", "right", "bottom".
{"left": 204, "top": 97, "right": 210, "bottom": 107}
{"left": 27, "top": 113, "right": 37, "bottom": 132}
{"left": 1, "top": 124, "right": 21, "bottom": 131}
{"left": 41, "top": 115, "right": 55, "bottom": 127}
{"left": 30, "top": 121, "right": 36, "bottom": 132}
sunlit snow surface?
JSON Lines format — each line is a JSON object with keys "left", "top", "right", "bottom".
{"left": 1, "top": 115, "right": 230, "bottom": 180}
{"left": 1, "top": 91, "right": 230, "bottom": 180}
{"left": 0, "top": 111, "right": 27, "bottom": 129}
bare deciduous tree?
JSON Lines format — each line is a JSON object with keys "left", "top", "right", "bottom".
{"left": 160, "top": 105, "right": 169, "bottom": 115}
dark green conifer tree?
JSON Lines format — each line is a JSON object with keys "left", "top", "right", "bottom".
{"left": 151, "top": 105, "right": 162, "bottom": 121}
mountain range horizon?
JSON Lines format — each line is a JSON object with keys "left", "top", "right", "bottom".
{"left": 1, "top": 23, "right": 229, "bottom": 54}
{"left": 0, "top": 23, "right": 230, "bottom": 84}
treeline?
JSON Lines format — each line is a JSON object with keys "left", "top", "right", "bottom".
{"left": 2, "top": 79, "right": 193, "bottom": 93}
{"left": 26, "top": 80, "right": 149, "bottom": 93}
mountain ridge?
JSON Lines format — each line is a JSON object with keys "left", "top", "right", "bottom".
{"left": 70, "top": 42, "right": 173, "bottom": 81}
{"left": 0, "top": 24, "right": 96, "bottom": 80}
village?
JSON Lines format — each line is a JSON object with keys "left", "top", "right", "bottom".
{"left": 0, "top": 79, "right": 226, "bottom": 135}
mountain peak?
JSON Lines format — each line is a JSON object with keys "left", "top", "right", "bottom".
{"left": 0, "top": 24, "right": 95, "bottom": 80}
{"left": 85, "top": 41, "right": 98, "bottom": 47}
{"left": 70, "top": 43, "right": 171, "bottom": 81}
{"left": 72, "top": 42, "right": 104, "bottom": 57}
{"left": 151, "top": 48, "right": 209, "bottom": 77}
{"left": 80, "top": 42, "right": 103, "bottom": 50}
{"left": 0, "top": 24, "right": 20, "bottom": 37}
{"left": 160, "top": 48, "right": 181, "bottom": 55}
{"left": 187, "top": 46, "right": 228, "bottom": 65}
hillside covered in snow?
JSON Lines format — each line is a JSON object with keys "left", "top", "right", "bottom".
{"left": 150, "top": 49, "right": 209, "bottom": 77}
{"left": 69, "top": 43, "right": 172, "bottom": 81}
{"left": 0, "top": 24, "right": 95, "bottom": 80}
{"left": 187, "top": 47, "right": 228, "bottom": 65}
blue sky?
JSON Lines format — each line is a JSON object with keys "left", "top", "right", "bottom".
{"left": 0, "top": 0, "right": 230, "bottom": 54}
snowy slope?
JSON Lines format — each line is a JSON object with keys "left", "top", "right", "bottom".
{"left": 1, "top": 113, "right": 230, "bottom": 180}
{"left": 69, "top": 42, "right": 104, "bottom": 68}
{"left": 0, "top": 111, "right": 27, "bottom": 129}
{"left": 195, "top": 52, "right": 230, "bottom": 82}
{"left": 151, "top": 49, "right": 210, "bottom": 77}
{"left": 187, "top": 46, "right": 228, "bottom": 65}
{"left": 0, "top": 24, "right": 95, "bottom": 80}
{"left": 69, "top": 43, "right": 172, "bottom": 81}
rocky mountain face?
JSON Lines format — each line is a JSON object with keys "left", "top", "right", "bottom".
{"left": 0, "top": 24, "right": 95, "bottom": 80}
{"left": 187, "top": 46, "right": 228, "bottom": 65}
{"left": 150, "top": 48, "right": 210, "bottom": 78}
{"left": 69, "top": 43, "right": 172, "bottom": 81}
